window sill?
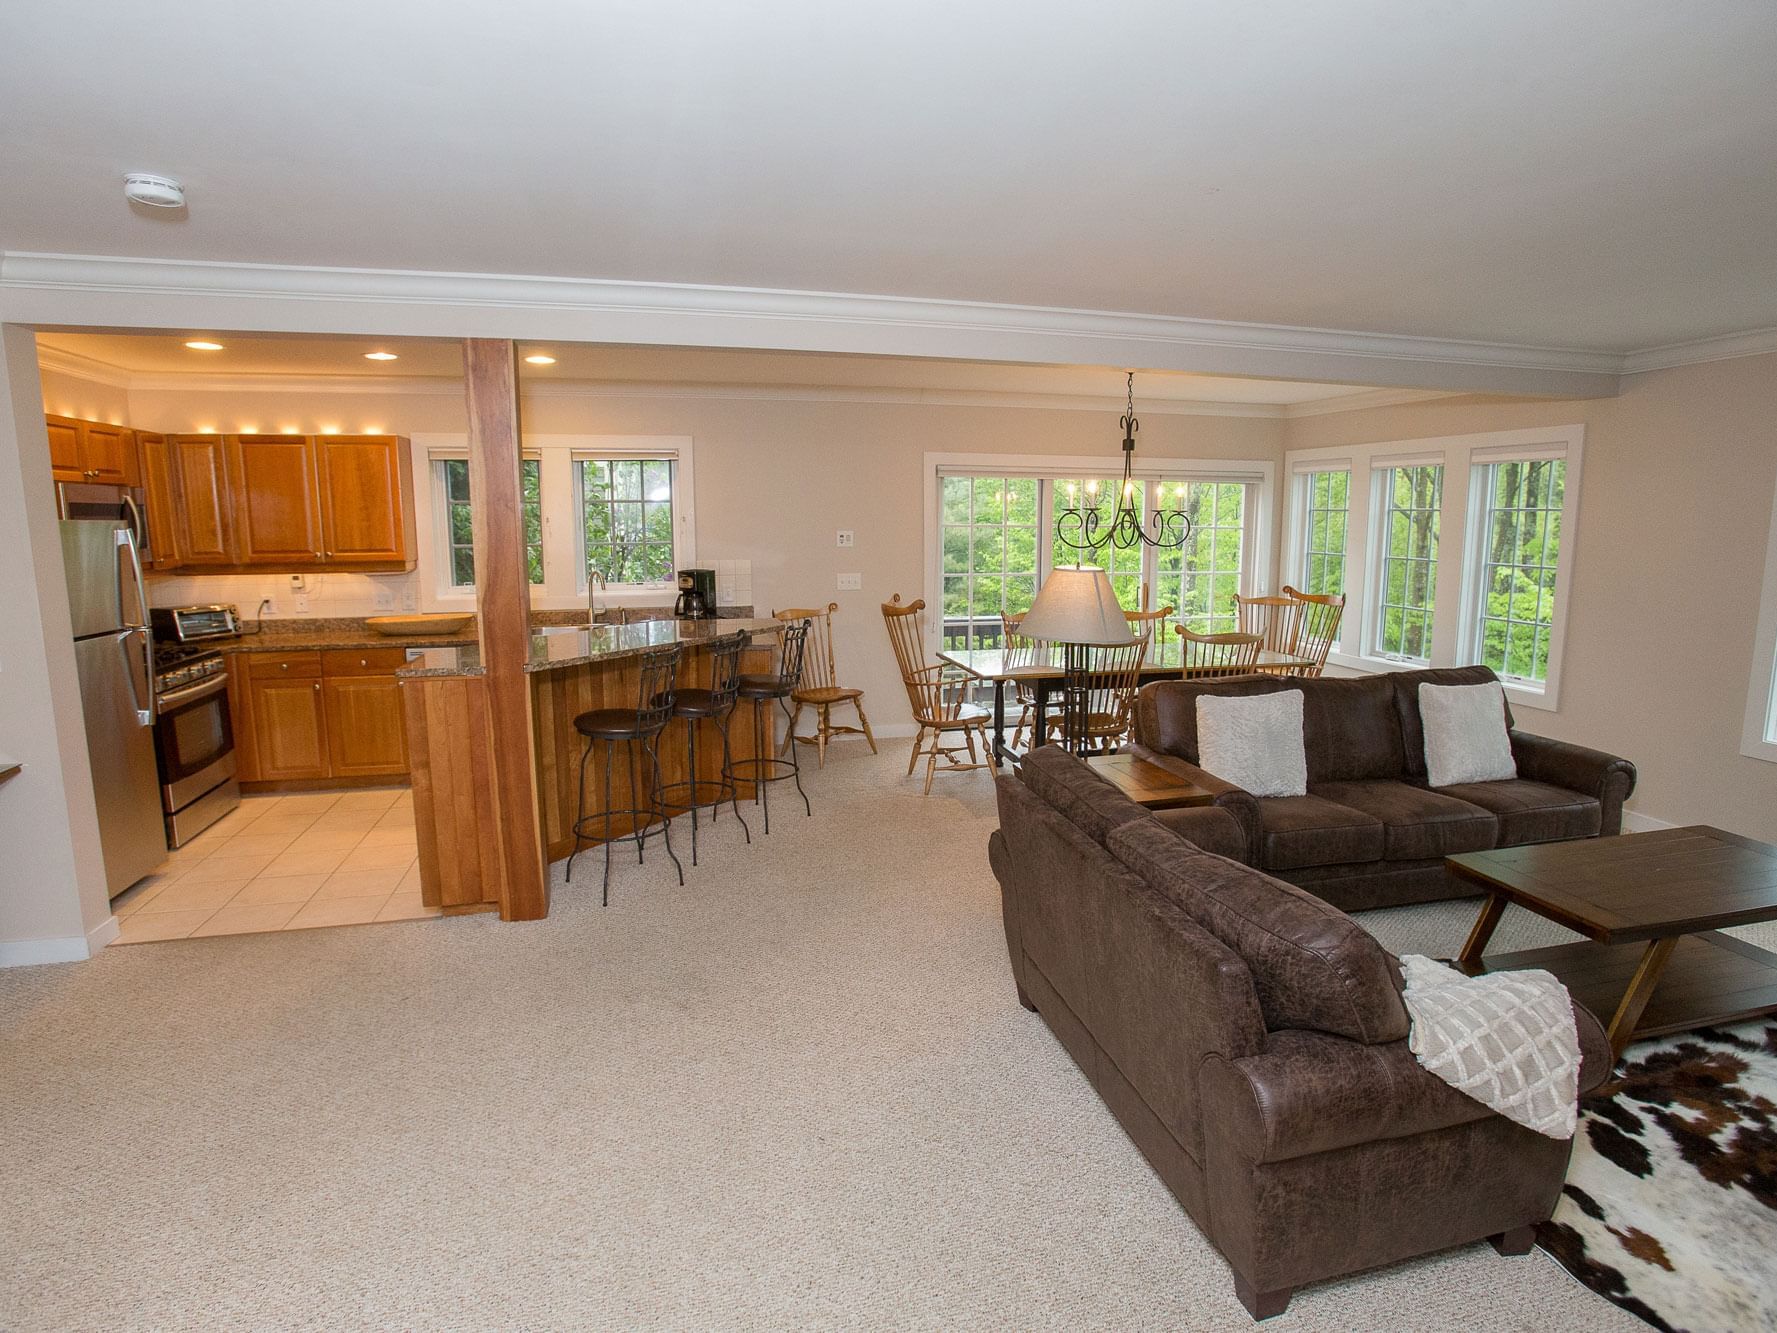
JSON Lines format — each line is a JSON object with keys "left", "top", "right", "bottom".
{"left": 1741, "top": 737, "right": 1777, "bottom": 765}
{"left": 1322, "top": 651, "right": 1559, "bottom": 711}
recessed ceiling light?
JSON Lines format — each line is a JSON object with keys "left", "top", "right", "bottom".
{"left": 184, "top": 340, "right": 225, "bottom": 351}
{"left": 524, "top": 354, "right": 557, "bottom": 365}
{"left": 364, "top": 351, "right": 399, "bottom": 361}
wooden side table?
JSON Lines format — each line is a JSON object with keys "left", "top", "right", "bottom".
{"left": 1085, "top": 753, "right": 1213, "bottom": 809}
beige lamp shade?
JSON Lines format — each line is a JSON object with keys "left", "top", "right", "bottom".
{"left": 1017, "top": 566, "right": 1137, "bottom": 646}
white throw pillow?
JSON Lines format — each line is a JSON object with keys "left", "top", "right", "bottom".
{"left": 1419, "top": 680, "right": 1516, "bottom": 788}
{"left": 1195, "top": 691, "right": 1308, "bottom": 798}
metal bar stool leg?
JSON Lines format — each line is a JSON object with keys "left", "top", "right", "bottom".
{"left": 717, "top": 711, "right": 750, "bottom": 843}
{"left": 628, "top": 738, "right": 647, "bottom": 866}
{"left": 786, "top": 695, "right": 812, "bottom": 818}
{"left": 602, "top": 737, "right": 616, "bottom": 907}
{"left": 756, "top": 696, "right": 771, "bottom": 835}
{"left": 686, "top": 716, "right": 699, "bottom": 866}
{"left": 645, "top": 728, "right": 683, "bottom": 885}
{"left": 566, "top": 733, "right": 593, "bottom": 884}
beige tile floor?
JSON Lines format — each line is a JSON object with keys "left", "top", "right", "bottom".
{"left": 109, "top": 787, "right": 439, "bottom": 944}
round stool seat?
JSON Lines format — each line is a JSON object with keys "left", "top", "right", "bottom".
{"left": 671, "top": 687, "right": 729, "bottom": 719}
{"left": 736, "top": 672, "right": 794, "bottom": 699}
{"left": 573, "top": 708, "right": 664, "bottom": 741}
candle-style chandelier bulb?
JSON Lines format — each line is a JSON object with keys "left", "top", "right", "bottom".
{"left": 1054, "top": 372, "right": 1193, "bottom": 556}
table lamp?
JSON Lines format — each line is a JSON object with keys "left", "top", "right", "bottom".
{"left": 1016, "top": 565, "right": 1137, "bottom": 756}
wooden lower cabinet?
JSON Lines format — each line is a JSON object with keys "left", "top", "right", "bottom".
{"left": 231, "top": 648, "right": 410, "bottom": 785}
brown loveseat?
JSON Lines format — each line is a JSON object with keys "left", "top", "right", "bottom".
{"left": 1127, "top": 665, "right": 1638, "bottom": 911}
{"left": 990, "top": 745, "right": 1613, "bottom": 1319}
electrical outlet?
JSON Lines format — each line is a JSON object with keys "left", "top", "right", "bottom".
{"left": 294, "top": 594, "right": 310, "bottom": 614}
{"left": 836, "top": 530, "right": 854, "bottom": 548}
{"left": 288, "top": 572, "right": 307, "bottom": 592}
{"left": 372, "top": 584, "right": 395, "bottom": 611}
{"left": 400, "top": 587, "right": 417, "bottom": 612}
{"left": 836, "top": 573, "right": 861, "bottom": 591}
{"left": 259, "top": 597, "right": 277, "bottom": 617}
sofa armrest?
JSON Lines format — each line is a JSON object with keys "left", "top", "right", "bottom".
{"left": 1202, "top": 997, "right": 1609, "bottom": 1165}
{"left": 1125, "top": 742, "right": 1259, "bottom": 861}
{"left": 1509, "top": 730, "right": 1638, "bottom": 834}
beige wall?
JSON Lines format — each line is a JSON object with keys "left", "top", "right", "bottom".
{"left": 37, "top": 366, "right": 130, "bottom": 425}
{"left": 123, "top": 382, "right": 1285, "bottom": 733}
{"left": 1, "top": 329, "right": 115, "bottom": 961}
{"left": 1283, "top": 353, "right": 1777, "bottom": 838}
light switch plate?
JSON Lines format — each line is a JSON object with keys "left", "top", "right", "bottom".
{"left": 372, "top": 584, "right": 395, "bottom": 610}
{"left": 836, "top": 573, "right": 861, "bottom": 591}
{"left": 294, "top": 594, "right": 310, "bottom": 614}
{"left": 836, "top": 530, "right": 854, "bottom": 548}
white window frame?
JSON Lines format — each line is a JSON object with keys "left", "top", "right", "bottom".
{"left": 1742, "top": 474, "right": 1777, "bottom": 763}
{"left": 411, "top": 434, "right": 696, "bottom": 612}
{"left": 1280, "top": 426, "right": 1584, "bottom": 713}
{"left": 923, "top": 451, "right": 1276, "bottom": 658}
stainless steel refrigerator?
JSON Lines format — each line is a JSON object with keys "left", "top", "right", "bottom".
{"left": 60, "top": 516, "right": 167, "bottom": 897}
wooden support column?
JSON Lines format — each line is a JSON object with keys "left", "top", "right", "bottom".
{"left": 464, "top": 339, "right": 548, "bottom": 921}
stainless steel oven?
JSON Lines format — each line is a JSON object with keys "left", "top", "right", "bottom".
{"left": 150, "top": 606, "right": 242, "bottom": 845}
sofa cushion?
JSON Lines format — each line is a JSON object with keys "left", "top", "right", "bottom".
{"left": 1018, "top": 744, "right": 1149, "bottom": 844}
{"left": 1106, "top": 818, "right": 1410, "bottom": 1044}
{"left": 1435, "top": 778, "right": 1601, "bottom": 847}
{"left": 1196, "top": 690, "right": 1307, "bottom": 797}
{"left": 1257, "top": 795, "right": 1385, "bottom": 870}
{"left": 1137, "top": 674, "right": 1407, "bottom": 785}
{"left": 1389, "top": 666, "right": 1515, "bottom": 783}
{"left": 1309, "top": 780, "right": 1497, "bottom": 862}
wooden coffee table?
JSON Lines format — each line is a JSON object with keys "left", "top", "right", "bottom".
{"left": 1449, "top": 826, "right": 1777, "bottom": 1058}
{"left": 1085, "top": 753, "right": 1213, "bottom": 810}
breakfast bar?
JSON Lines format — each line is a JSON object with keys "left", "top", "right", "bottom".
{"left": 396, "top": 618, "right": 782, "bottom": 914}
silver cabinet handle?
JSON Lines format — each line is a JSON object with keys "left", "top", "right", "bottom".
{"left": 359, "top": 658, "right": 367, "bottom": 667}
{"left": 280, "top": 662, "right": 289, "bottom": 670}
{"left": 313, "top": 682, "right": 320, "bottom": 692}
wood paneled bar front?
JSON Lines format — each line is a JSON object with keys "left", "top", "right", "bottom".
{"left": 398, "top": 619, "right": 782, "bottom": 915}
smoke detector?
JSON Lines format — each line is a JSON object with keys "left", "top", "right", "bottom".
{"left": 124, "top": 173, "right": 186, "bottom": 209}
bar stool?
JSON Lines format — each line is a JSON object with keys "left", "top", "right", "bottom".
{"left": 725, "top": 620, "right": 812, "bottom": 835}
{"left": 659, "top": 631, "right": 751, "bottom": 865}
{"left": 566, "top": 643, "right": 683, "bottom": 906}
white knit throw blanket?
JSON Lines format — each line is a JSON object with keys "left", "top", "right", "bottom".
{"left": 1398, "top": 954, "right": 1582, "bottom": 1139}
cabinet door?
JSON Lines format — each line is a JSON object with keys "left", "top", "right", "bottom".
{"left": 79, "top": 422, "right": 133, "bottom": 485}
{"left": 317, "top": 435, "right": 413, "bottom": 564}
{"left": 137, "top": 432, "right": 183, "bottom": 571}
{"left": 248, "top": 676, "right": 330, "bottom": 780}
{"left": 169, "top": 435, "right": 235, "bottom": 565}
{"left": 46, "top": 416, "right": 83, "bottom": 481}
{"left": 225, "top": 654, "right": 257, "bottom": 782}
{"left": 323, "top": 675, "right": 410, "bottom": 776}
{"left": 230, "top": 435, "right": 323, "bottom": 565}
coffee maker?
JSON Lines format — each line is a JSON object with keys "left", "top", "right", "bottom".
{"left": 675, "top": 568, "right": 717, "bottom": 619}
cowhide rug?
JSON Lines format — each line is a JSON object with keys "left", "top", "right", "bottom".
{"left": 1537, "top": 1020, "right": 1777, "bottom": 1331}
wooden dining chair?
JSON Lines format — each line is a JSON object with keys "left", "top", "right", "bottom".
{"left": 1124, "top": 603, "right": 1175, "bottom": 637}
{"left": 1233, "top": 590, "right": 1305, "bottom": 675}
{"left": 1177, "top": 626, "right": 1263, "bottom": 678}
{"left": 881, "top": 595, "right": 991, "bottom": 794}
{"left": 774, "top": 602, "right": 877, "bottom": 767}
{"left": 1046, "top": 631, "right": 1151, "bottom": 753}
{"left": 1000, "top": 611, "right": 1041, "bottom": 749}
{"left": 1282, "top": 587, "right": 1345, "bottom": 677}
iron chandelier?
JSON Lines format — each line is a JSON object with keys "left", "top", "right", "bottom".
{"left": 1054, "top": 372, "right": 1192, "bottom": 556}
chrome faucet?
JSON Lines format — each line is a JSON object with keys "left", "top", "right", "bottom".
{"left": 587, "top": 568, "right": 607, "bottom": 625}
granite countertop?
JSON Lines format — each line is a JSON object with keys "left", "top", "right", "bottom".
{"left": 213, "top": 608, "right": 757, "bottom": 660}
{"left": 397, "top": 618, "right": 785, "bottom": 679}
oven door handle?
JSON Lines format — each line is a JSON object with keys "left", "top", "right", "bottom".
{"left": 155, "top": 673, "right": 229, "bottom": 710}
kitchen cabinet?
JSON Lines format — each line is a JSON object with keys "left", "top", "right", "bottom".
{"left": 232, "top": 647, "right": 410, "bottom": 785}
{"left": 168, "top": 435, "right": 235, "bottom": 565}
{"left": 317, "top": 435, "right": 414, "bottom": 564}
{"left": 137, "top": 432, "right": 182, "bottom": 570}
{"left": 230, "top": 435, "right": 324, "bottom": 565}
{"left": 47, "top": 415, "right": 136, "bottom": 485}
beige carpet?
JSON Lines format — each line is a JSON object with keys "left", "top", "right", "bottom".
{"left": 2, "top": 749, "right": 1645, "bottom": 1331}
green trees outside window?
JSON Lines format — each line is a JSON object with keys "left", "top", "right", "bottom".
{"left": 941, "top": 476, "right": 1039, "bottom": 651}
{"left": 1299, "top": 470, "right": 1349, "bottom": 598}
{"left": 581, "top": 459, "right": 675, "bottom": 586}
{"left": 1375, "top": 464, "right": 1443, "bottom": 661}
{"left": 1153, "top": 481, "right": 1245, "bottom": 633}
{"left": 1475, "top": 459, "right": 1565, "bottom": 682}
{"left": 443, "top": 457, "right": 543, "bottom": 586}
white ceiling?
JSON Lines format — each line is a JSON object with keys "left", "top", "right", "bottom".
{"left": 4, "top": 2, "right": 1776, "bottom": 353}
{"left": 35, "top": 332, "right": 1400, "bottom": 407}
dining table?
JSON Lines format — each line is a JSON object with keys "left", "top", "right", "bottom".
{"left": 936, "top": 641, "right": 1317, "bottom": 766}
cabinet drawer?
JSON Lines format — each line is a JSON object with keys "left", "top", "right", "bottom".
{"left": 320, "top": 647, "right": 409, "bottom": 677}
{"left": 246, "top": 651, "right": 323, "bottom": 679}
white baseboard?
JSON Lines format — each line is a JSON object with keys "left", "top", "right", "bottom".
{"left": 0, "top": 913, "right": 116, "bottom": 969}
{"left": 1620, "top": 809, "right": 1676, "bottom": 833}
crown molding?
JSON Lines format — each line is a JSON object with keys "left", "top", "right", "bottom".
{"left": 2, "top": 251, "right": 1623, "bottom": 398}
{"left": 1280, "top": 387, "right": 1457, "bottom": 418}
{"left": 1620, "top": 325, "right": 1777, "bottom": 375}
{"left": 33, "top": 343, "right": 133, "bottom": 389}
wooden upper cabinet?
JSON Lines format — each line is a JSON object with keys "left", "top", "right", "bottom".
{"left": 137, "top": 432, "right": 183, "bottom": 570}
{"left": 317, "top": 435, "right": 414, "bottom": 565}
{"left": 168, "top": 435, "right": 236, "bottom": 565}
{"left": 230, "top": 435, "right": 324, "bottom": 565}
{"left": 46, "top": 416, "right": 83, "bottom": 480}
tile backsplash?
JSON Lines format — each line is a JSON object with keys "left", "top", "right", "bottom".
{"left": 148, "top": 571, "right": 421, "bottom": 619}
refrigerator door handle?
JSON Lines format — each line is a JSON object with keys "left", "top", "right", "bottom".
{"left": 116, "top": 526, "right": 155, "bottom": 723}
{"left": 122, "top": 491, "right": 147, "bottom": 557}
{"left": 119, "top": 629, "right": 154, "bottom": 726}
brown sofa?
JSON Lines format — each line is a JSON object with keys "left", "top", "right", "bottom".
{"left": 1127, "top": 665, "right": 1638, "bottom": 911}
{"left": 990, "top": 745, "right": 1613, "bottom": 1319}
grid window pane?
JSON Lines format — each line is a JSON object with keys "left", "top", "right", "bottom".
{"left": 1053, "top": 477, "right": 1145, "bottom": 610}
{"left": 581, "top": 459, "right": 675, "bottom": 585}
{"left": 1298, "top": 468, "right": 1350, "bottom": 601}
{"left": 440, "top": 458, "right": 543, "bottom": 588}
{"left": 1153, "top": 480, "right": 1246, "bottom": 633}
{"left": 942, "top": 477, "right": 1041, "bottom": 664}
{"left": 1374, "top": 464, "right": 1443, "bottom": 662}
{"left": 1474, "top": 458, "right": 1565, "bottom": 683}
